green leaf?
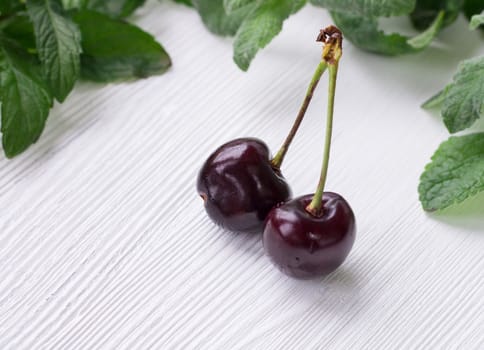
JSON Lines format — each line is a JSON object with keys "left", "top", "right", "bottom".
{"left": 422, "top": 85, "right": 450, "bottom": 109}
{"left": 441, "top": 56, "right": 484, "bottom": 133}
{"left": 410, "top": 0, "right": 463, "bottom": 31}
{"left": 223, "top": 0, "right": 255, "bottom": 13}
{"left": 330, "top": 10, "right": 443, "bottom": 55}
{"left": 0, "top": 38, "right": 53, "bottom": 158}
{"left": 419, "top": 133, "right": 484, "bottom": 211}
{"left": 72, "top": 10, "right": 171, "bottom": 82}
{"left": 26, "top": 0, "right": 82, "bottom": 102}
{"left": 62, "top": 0, "right": 146, "bottom": 18}
{"left": 469, "top": 11, "right": 484, "bottom": 30}
{"left": 2, "top": 15, "right": 37, "bottom": 51}
{"left": 192, "top": 0, "right": 255, "bottom": 36}
{"left": 310, "top": 0, "right": 416, "bottom": 17}
{"left": 233, "top": 0, "right": 306, "bottom": 71}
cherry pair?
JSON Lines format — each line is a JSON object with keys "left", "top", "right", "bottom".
{"left": 197, "top": 26, "right": 355, "bottom": 279}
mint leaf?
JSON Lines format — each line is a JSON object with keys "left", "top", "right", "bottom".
{"left": 72, "top": 10, "right": 171, "bottom": 82}
{"left": 419, "top": 133, "right": 484, "bottom": 211}
{"left": 470, "top": 11, "right": 484, "bottom": 30}
{"left": 26, "top": 0, "right": 82, "bottom": 102}
{"left": 233, "top": 0, "right": 306, "bottom": 71}
{"left": 193, "top": 0, "right": 255, "bottom": 36}
{"left": 441, "top": 57, "right": 484, "bottom": 133}
{"left": 0, "top": 39, "right": 53, "bottom": 158}
{"left": 224, "top": 0, "right": 255, "bottom": 13}
{"left": 310, "top": 0, "right": 416, "bottom": 17}
{"left": 330, "top": 10, "right": 443, "bottom": 55}
{"left": 62, "top": 0, "right": 146, "bottom": 18}
{"left": 410, "top": 0, "right": 462, "bottom": 31}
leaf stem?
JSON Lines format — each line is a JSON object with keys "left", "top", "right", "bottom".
{"left": 306, "top": 26, "right": 343, "bottom": 217}
{"left": 271, "top": 60, "right": 327, "bottom": 169}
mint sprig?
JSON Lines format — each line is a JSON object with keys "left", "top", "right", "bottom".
{"left": 0, "top": 0, "right": 171, "bottom": 158}
{"left": 420, "top": 57, "right": 484, "bottom": 211}
{"left": 192, "top": 0, "right": 469, "bottom": 68}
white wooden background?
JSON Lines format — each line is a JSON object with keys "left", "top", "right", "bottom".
{"left": 1, "top": 2, "right": 484, "bottom": 349}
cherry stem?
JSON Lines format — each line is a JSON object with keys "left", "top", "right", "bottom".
{"left": 270, "top": 59, "right": 328, "bottom": 170}
{"left": 306, "top": 26, "right": 343, "bottom": 217}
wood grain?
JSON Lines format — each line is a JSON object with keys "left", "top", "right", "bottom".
{"left": 1, "top": 2, "right": 483, "bottom": 349}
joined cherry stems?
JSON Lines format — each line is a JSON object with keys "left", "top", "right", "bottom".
{"left": 305, "top": 26, "right": 343, "bottom": 217}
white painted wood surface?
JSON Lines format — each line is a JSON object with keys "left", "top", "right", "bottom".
{"left": 1, "top": 2, "right": 484, "bottom": 349}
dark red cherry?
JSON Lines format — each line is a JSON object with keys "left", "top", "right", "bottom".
{"left": 263, "top": 192, "right": 355, "bottom": 279}
{"left": 197, "top": 138, "right": 291, "bottom": 233}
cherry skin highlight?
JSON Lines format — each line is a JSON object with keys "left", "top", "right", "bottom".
{"left": 197, "top": 138, "right": 291, "bottom": 233}
{"left": 263, "top": 192, "right": 355, "bottom": 279}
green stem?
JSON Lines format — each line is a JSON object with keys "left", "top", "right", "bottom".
{"left": 271, "top": 60, "right": 327, "bottom": 170}
{"left": 306, "top": 62, "right": 339, "bottom": 216}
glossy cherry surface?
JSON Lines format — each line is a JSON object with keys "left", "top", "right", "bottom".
{"left": 263, "top": 192, "right": 355, "bottom": 279}
{"left": 197, "top": 138, "right": 291, "bottom": 233}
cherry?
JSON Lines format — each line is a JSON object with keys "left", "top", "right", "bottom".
{"left": 263, "top": 26, "right": 356, "bottom": 279}
{"left": 197, "top": 41, "right": 329, "bottom": 233}
{"left": 197, "top": 138, "right": 291, "bottom": 233}
{"left": 263, "top": 193, "right": 355, "bottom": 279}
